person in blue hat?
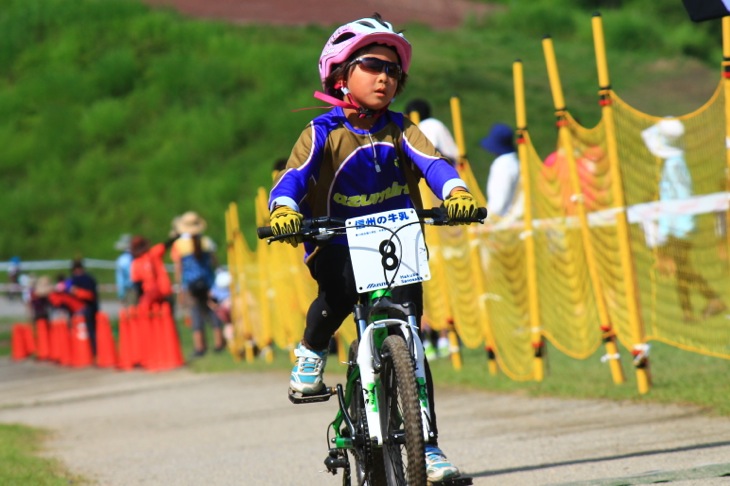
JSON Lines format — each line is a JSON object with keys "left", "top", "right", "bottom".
{"left": 481, "top": 123, "right": 523, "bottom": 220}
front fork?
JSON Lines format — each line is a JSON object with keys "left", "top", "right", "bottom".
{"left": 355, "top": 313, "right": 433, "bottom": 445}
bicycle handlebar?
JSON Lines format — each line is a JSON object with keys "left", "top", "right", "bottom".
{"left": 256, "top": 206, "right": 487, "bottom": 242}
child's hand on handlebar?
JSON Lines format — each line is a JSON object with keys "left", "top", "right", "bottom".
{"left": 270, "top": 206, "right": 304, "bottom": 247}
{"left": 444, "top": 189, "right": 478, "bottom": 224}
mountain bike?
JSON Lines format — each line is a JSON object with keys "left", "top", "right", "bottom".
{"left": 258, "top": 206, "right": 485, "bottom": 486}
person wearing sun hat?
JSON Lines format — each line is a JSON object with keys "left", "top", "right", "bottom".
{"left": 171, "top": 211, "right": 224, "bottom": 357}
{"left": 641, "top": 117, "right": 726, "bottom": 322}
{"left": 482, "top": 122, "right": 523, "bottom": 220}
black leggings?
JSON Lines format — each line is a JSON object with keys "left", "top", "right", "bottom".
{"left": 304, "top": 244, "right": 439, "bottom": 442}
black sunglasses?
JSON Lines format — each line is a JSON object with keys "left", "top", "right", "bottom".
{"left": 351, "top": 57, "right": 403, "bottom": 79}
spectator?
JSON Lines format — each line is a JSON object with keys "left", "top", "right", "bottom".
{"left": 405, "top": 98, "right": 460, "bottom": 165}
{"left": 29, "top": 275, "right": 53, "bottom": 324}
{"left": 210, "top": 268, "right": 233, "bottom": 344}
{"left": 48, "top": 273, "right": 74, "bottom": 321}
{"left": 6, "top": 256, "right": 21, "bottom": 300}
{"left": 405, "top": 99, "right": 464, "bottom": 353}
{"left": 67, "top": 259, "right": 99, "bottom": 356}
{"left": 641, "top": 118, "right": 726, "bottom": 322}
{"left": 172, "top": 211, "right": 225, "bottom": 357}
{"left": 482, "top": 123, "right": 523, "bottom": 221}
{"left": 114, "top": 234, "right": 135, "bottom": 307}
{"left": 130, "top": 234, "right": 177, "bottom": 310}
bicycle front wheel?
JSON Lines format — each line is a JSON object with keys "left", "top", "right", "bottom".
{"left": 379, "top": 335, "right": 426, "bottom": 486}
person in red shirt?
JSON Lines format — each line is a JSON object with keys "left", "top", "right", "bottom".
{"left": 130, "top": 235, "right": 177, "bottom": 310}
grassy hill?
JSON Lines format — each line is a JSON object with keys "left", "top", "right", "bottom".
{"left": 0, "top": 0, "right": 721, "bottom": 265}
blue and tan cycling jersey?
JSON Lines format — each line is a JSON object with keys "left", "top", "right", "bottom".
{"left": 270, "top": 107, "right": 466, "bottom": 254}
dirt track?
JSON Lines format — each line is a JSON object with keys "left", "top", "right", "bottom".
{"left": 1, "top": 356, "right": 730, "bottom": 485}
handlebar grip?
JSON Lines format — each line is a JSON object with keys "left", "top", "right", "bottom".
{"left": 257, "top": 226, "right": 274, "bottom": 239}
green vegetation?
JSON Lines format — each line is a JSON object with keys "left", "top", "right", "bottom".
{"left": 0, "top": 0, "right": 721, "bottom": 264}
{"left": 0, "top": 423, "right": 87, "bottom": 485}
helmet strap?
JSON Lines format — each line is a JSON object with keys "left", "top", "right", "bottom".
{"left": 311, "top": 82, "right": 387, "bottom": 119}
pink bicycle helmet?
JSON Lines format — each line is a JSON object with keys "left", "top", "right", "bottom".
{"left": 318, "top": 14, "right": 412, "bottom": 88}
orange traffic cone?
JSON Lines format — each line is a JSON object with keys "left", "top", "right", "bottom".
{"left": 70, "top": 314, "right": 93, "bottom": 368}
{"left": 11, "top": 324, "right": 29, "bottom": 361}
{"left": 56, "top": 321, "right": 73, "bottom": 366}
{"left": 48, "top": 320, "right": 61, "bottom": 362}
{"left": 116, "top": 308, "right": 134, "bottom": 371}
{"left": 22, "top": 325, "right": 36, "bottom": 356}
{"left": 35, "top": 319, "right": 50, "bottom": 361}
{"left": 128, "top": 306, "right": 144, "bottom": 367}
{"left": 141, "top": 304, "right": 159, "bottom": 371}
{"left": 95, "top": 311, "right": 117, "bottom": 368}
{"left": 157, "top": 302, "right": 183, "bottom": 371}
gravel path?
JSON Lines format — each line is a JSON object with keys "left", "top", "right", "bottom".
{"left": 1, "top": 357, "right": 730, "bottom": 485}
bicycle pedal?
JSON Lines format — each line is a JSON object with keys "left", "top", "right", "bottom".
{"left": 288, "top": 386, "right": 335, "bottom": 404}
{"left": 428, "top": 476, "right": 473, "bottom": 486}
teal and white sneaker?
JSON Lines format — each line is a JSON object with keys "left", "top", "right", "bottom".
{"left": 290, "top": 342, "right": 328, "bottom": 394}
{"left": 425, "top": 444, "right": 460, "bottom": 482}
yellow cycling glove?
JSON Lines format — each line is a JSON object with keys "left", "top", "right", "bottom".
{"left": 444, "top": 189, "right": 477, "bottom": 224}
{"left": 270, "top": 206, "right": 304, "bottom": 247}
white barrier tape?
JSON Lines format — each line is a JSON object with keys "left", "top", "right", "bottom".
{"left": 476, "top": 191, "right": 729, "bottom": 234}
{"left": 600, "top": 353, "right": 621, "bottom": 363}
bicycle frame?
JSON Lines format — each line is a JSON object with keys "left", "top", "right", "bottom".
{"left": 258, "top": 206, "right": 486, "bottom": 484}
{"left": 327, "top": 290, "right": 433, "bottom": 448}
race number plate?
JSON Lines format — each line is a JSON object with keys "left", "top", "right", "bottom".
{"left": 346, "top": 208, "right": 430, "bottom": 292}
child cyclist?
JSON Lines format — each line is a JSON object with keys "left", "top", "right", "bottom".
{"left": 268, "top": 14, "right": 478, "bottom": 482}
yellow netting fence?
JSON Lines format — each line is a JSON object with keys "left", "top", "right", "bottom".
{"left": 224, "top": 14, "right": 730, "bottom": 392}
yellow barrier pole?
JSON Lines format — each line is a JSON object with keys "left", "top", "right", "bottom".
{"left": 722, "top": 17, "right": 730, "bottom": 270}
{"left": 514, "top": 60, "right": 545, "bottom": 381}
{"left": 449, "top": 96, "right": 467, "bottom": 170}
{"left": 241, "top": 201, "right": 258, "bottom": 363}
{"left": 231, "top": 201, "right": 256, "bottom": 362}
{"left": 253, "top": 197, "right": 274, "bottom": 364}
{"left": 224, "top": 204, "right": 242, "bottom": 360}
{"left": 542, "top": 36, "right": 625, "bottom": 384}
{"left": 592, "top": 13, "right": 649, "bottom": 393}
{"left": 450, "top": 95, "right": 499, "bottom": 375}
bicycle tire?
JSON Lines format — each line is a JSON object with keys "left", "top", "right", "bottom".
{"left": 380, "top": 335, "right": 426, "bottom": 486}
{"left": 347, "top": 339, "right": 387, "bottom": 486}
